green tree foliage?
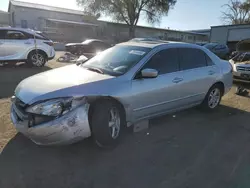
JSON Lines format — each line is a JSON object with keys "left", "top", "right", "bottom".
{"left": 76, "top": 0, "right": 176, "bottom": 38}
{"left": 221, "top": 0, "right": 250, "bottom": 24}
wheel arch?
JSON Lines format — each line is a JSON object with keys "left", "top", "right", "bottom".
{"left": 27, "top": 49, "right": 48, "bottom": 60}
{"left": 212, "top": 81, "right": 225, "bottom": 95}
{"left": 87, "top": 96, "right": 127, "bottom": 128}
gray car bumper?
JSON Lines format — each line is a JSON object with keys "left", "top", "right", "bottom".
{"left": 11, "top": 105, "right": 91, "bottom": 145}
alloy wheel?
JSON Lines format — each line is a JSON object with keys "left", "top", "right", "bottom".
{"left": 31, "top": 54, "right": 45, "bottom": 66}
{"left": 208, "top": 88, "right": 221, "bottom": 109}
{"left": 108, "top": 107, "right": 121, "bottom": 139}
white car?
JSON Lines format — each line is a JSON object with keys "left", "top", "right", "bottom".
{"left": 0, "top": 28, "right": 55, "bottom": 67}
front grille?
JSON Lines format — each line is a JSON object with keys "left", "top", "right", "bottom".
{"left": 237, "top": 66, "right": 250, "bottom": 72}
{"left": 14, "top": 97, "right": 27, "bottom": 109}
{"left": 12, "top": 97, "right": 28, "bottom": 121}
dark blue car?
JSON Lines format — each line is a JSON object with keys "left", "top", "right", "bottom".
{"left": 204, "top": 43, "right": 230, "bottom": 59}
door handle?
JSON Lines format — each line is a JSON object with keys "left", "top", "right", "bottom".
{"left": 172, "top": 77, "right": 183, "bottom": 83}
{"left": 208, "top": 70, "right": 215, "bottom": 75}
{"left": 24, "top": 42, "right": 32, "bottom": 44}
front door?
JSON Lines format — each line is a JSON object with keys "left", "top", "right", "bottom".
{"left": 3, "top": 30, "right": 30, "bottom": 60}
{"left": 131, "top": 48, "right": 185, "bottom": 121}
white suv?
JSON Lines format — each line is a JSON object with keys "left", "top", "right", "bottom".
{"left": 0, "top": 28, "right": 55, "bottom": 67}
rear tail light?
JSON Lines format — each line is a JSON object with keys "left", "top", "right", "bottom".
{"left": 44, "top": 41, "right": 54, "bottom": 46}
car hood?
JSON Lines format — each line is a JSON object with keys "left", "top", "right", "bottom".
{"left": 230, "top": 59, "right": 250, "bottom": 65}
{"left": 15, "top": 65, "right": 114, "bottom": 104}
{"left": 235, "top": 62, "right": 250, "bottom": 66}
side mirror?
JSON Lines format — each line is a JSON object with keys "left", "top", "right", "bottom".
{"left": 141, "top": 68, "right": 158, "bottom": 78}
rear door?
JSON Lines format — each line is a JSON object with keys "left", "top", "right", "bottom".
{"left": 4, "top": 30, "right": 30, "bottom": 60}
{"left": 177, "top": 48, "right": 220, "bottom": 105}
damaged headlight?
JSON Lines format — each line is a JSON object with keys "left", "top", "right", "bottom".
{"left": 26, "top": 97, "right": 86, "bottom": 117}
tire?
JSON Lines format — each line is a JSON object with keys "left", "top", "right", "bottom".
{"left": 90, "top": 100, "right": 125, "bottom": 148}
{"left": 27, "top": 51, "right": 47, "bottom": 67}
{"left": 200, "top": 84, "right": 223, "bottom": 111}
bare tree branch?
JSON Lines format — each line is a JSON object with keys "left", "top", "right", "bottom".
{"left": 76, "top": 0, "right": 177, "bottom": 38}
{"left": 221, "top": 0, "right": 250, "bottom": 24}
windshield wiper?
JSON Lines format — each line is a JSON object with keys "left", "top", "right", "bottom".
{"left": 85, "top": 67, "right": 104, "bottom": 74}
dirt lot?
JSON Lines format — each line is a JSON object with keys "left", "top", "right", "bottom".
{"left": 1, "top": 56, "right": 250, "bottom": 187}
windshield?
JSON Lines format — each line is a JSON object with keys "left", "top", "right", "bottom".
{"left": 204, "top": 43, "right": 217, "bottom": 49}
{"left": 82, "top": 45, "right": 151, "bottom": 76}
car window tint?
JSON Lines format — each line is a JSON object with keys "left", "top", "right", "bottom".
{"left": 92, "top": 41, "right": 107, "bottom": 51}
{"left": 84, "top": 43, "right": 95, "bottom": 53}
{"left": 179, "top": 48, "right": 207, "bottom": 70}
{"left": 143, "top": 48, "right": 179, "bottom": 75}
{"left": 0, "top": 30, "right": 6, "bottom": 39}
{"left": 5, "top": 31, "right": 27, "bottom": 40}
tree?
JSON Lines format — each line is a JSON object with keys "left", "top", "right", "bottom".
{"left": 221, "top": 0, "right": 250, "bottom": 24}
{"left": 76, "top": 0, "right": 177, "bottom": 38}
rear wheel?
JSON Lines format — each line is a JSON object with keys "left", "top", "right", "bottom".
{"left": 201, "top": 85, "right": 222, "bottom": 111}
{"left": 90, "top": 100, "right": 125, "bottom": 148}
{"left": 27, "top": 51, "right": 47, "bottom": 67}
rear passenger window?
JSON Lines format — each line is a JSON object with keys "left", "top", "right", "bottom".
{"left": 179, "top": 48, "right": 207, "bottom": 70}
{"left": 143, "top": 48, "right": 179, "bottom": 75}
{"left": 5, "top": 31, "right": 27, "bottom": 40}
{"left": 0, "top": 30, "right": 6, "bottom": 39}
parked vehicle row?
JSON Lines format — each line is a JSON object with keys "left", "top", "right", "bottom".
{"left": 0, "top": 28, "right": 55, "bottom": 67}
{"left": 10, "top": 40, "right": 233, "bottom": 148}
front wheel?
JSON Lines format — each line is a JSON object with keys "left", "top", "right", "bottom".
{"left": 201, "top": 85, "right": 222, "bottom": 111}
{"left": 90, "top": 100, "right": 125, "bottom": 148}
{"left": 27, "top": 51, "right": 47, "bottom": 67}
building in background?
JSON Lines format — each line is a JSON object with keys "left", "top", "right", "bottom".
{"left": 100, "top": 21, "right": 208, "bottom": 43}
{"left": 8, "top": 0, "right": 99, "bottom": 42}
{"left": 7, "top": 0, "right": 209, "bottom": 44}
{"left": 210, "top": 24, "right": 250, "bottom": 51}
{"left": 0, "top": 10, "right": 10, "bottom": 27}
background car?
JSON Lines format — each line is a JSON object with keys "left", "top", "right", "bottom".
{"left": 129, "top": 37, "right": 165, "bottom": 43}
{"left": 204, "top": 43, "right": 230, "bottom": 59}
{"left": 65, "top": 39, "right": 111, "bottom": 58}
{"left": 0, "top": 28, "right": 55, "bottom": 67}
{"left": 11, "top": 41, "right": 232, "bottom": 148}
{"left": 195, "top": 42, "right": 207, "bottom": 46}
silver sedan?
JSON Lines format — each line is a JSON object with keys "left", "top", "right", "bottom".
{"left": 11, "top": 41, "right": 233, "bottom": 147}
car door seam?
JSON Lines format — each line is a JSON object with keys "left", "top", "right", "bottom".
{"left": 133, "top": 92, "right": 206, "bottom": 112}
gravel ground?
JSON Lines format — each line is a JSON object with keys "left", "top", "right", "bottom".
{"left": 1, "top": 55, "right": 250, "bottom": 187}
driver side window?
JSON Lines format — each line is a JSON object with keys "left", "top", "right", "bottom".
{"left": 143, "top": 48, "right": 179, "bottom": 75}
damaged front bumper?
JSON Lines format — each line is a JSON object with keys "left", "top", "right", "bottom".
{"left": 10, "top": 104, "right": 91, "bottom": 145}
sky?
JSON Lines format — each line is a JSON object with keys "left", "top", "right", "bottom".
{"left": 0, "top": 0, "right": 231, "bottom": 30}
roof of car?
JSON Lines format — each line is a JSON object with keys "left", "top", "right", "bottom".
{"left": 83, "top": 39, "right": 104, "bottom": 43}
{"left": 118, "top": 40, "right": 202, "bottom": 49}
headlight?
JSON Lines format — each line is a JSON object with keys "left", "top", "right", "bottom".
{"left": 26, "top": 97, "right": 86, "bottom": 117}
